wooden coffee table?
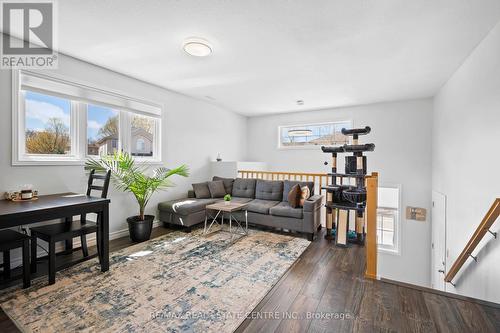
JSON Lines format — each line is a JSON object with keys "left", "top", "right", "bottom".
{"left": 204, "top": 201, "right": 248, "bottom": 237}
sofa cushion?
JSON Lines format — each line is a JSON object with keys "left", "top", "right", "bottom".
{"left": 230, "top": 197, "right": 253, "bottom": 204}
{"left": 246, "top": 199, "right": 280, "bottom": 214}
{"left": 270, "top": 202, "right": 304, "bottom": 219}
{"left": 232, "top": 178, "right": 257, "bottom": 198}
{"left": 255, "top": 179, "right": 284, "bottom": 201}
{"left": 282, "top": 180, "right": 314, "bottom": 202}
{"left": 192, "top": 182, "right": 211, "bottom": 199}
{"left": 208, "top": 180, "right": 226, "bottom": 198}
{"left": 212, "top": 176, "right": 235, "bottom": 194}
{"left": 158, "top": 198, "right": 216, "bottom": 215}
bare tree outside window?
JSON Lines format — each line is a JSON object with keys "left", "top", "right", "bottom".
{"left": 24, "top": 91, "right": 72, "bottom": 155}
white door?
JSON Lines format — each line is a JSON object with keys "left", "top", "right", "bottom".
{"left": 431, "top": 191, "right": 446, "bottom": 291}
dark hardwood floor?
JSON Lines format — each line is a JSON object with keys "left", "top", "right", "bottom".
{"left": 236, "top": 228, "right": 500, "bottom": 333}
{"left": 1, "top": 226, "right": 499, "bottom": 332}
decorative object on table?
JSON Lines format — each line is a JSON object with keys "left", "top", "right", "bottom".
{"left": 4, "top": 188, "right": 39, "bottom": 201}
{"left": 0, "top": 229, "right": 309, "bottom": 333}
{"left": 4, "top": 191, "right": 18, "bottom": 200}
{"left": 86, "top": 152, "right": 189, "bottom": 242}
{"left": 223, "top": 194, "right": 231, "bottom": 205}
{"left": 20, "top": 185, "right": 35, "bottom": 200}
{"left": 216, "top": 153, "right": 222, "bottom": 162}
{"left": 21, "top": 190, "right": 33, "bottom": 200}
{"left": 321, "top": 126, "right": 375, "bottom": 246}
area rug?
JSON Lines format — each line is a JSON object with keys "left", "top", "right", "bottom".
{"left": 0, "top": 228, "right": 310, "bottom": 332}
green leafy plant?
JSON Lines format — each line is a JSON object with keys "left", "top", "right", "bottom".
{"left": 85, "top": 151, "right": 189, "bottom": 220}
{"left": 224, "top": 194, "right": 232, "bottom": 201}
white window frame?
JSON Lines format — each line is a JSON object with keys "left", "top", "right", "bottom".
{"left": 12, "top": 70, "right": 163, "bottom": 165}
{"left": 277, "top": 120, "right": 352, "bottom": 150}
{"left": 377, "top": 184, "right": 402, "bottom": 255}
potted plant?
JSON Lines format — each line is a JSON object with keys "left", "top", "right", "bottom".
{"left": 86, "top": 152, "right": 188, "bottom": 242}
{"left": 224, "top": 194, "right": 232, "bottom": 205}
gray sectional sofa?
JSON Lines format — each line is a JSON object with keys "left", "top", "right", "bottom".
{"left": 158, "top": 177, "right": 323, "bottom": 240}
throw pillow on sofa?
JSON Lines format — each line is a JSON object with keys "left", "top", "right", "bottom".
{"left": 192, "top": 182, "right": 211, "bottom": 199}
{"left": 287, "top": 184, "right": 302, "bottom": 208}
{"left": 212, "top": 176, "right": 235, "bottom": 194}
{"left": 299, "top": 186, "right": 311, "bottom": 207}
{"left": 208, "top": 180, "right": 226, "bottom": 198}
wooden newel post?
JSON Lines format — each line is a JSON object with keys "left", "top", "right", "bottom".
{"left": 365, "top": 172, "right": 378, "bottom": 279}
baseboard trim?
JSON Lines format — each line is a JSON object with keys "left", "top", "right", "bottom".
{"left": 380, "top": 277, "right": 500, "bottom": 309}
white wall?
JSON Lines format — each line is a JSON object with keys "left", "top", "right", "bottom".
{"left": 433, "top": 22, "right": 500, "bottom": 303}
{"left": 247, "top": 99, "right": 433, "bottom": 286}
{"left": 0, "top": 53, "right": 247, "bottom": 241}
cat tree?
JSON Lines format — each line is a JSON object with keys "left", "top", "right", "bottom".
{"left": 321, "top": 126, "right": 375, "bottom": 247}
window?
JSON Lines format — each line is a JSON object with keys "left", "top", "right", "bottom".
{"left": 136, "top": 139, "right": 145, "bottom": 151}
{"left": 13, "top": 70, "right": 162, "bottom": 165}
{"left": 377, "top": 186, "right": 400, "bottom": 254}
{"left": 87, "top": 104, "right": 119, "bottom": 156}
{"left": 24, "top": 91, "right": 73, "bottom": 156}
{"left": 278, "top": 121, "right": 351, "bottom": 149}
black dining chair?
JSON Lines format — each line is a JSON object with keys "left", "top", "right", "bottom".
{"left": 0, "top": 230, "right": 30, "bottom": 288}
{"left": 30, "top": 169, "right": 111, "bottom": 285}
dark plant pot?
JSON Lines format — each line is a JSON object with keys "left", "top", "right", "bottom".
{"left": 127, "top": 215, "right": 154, "bottom": 242}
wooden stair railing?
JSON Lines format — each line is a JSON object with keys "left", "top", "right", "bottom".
{"left": 445, "top": 198, "right": 500, "bottom": 284}
{"left": 238, "top": 170, "right": 379, "bottom": 279}
{"left": 365, "top": 172, "right": 378, "bottom": 279}
{"left": 238, "top": 170, "right": 328, "bottom": 195}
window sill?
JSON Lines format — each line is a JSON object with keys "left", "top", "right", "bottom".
{"left": 13, "top": 156, "right": 85, "bottom": 166}
{"left": 13, "top": 156, "right": 163, "bottom": 166}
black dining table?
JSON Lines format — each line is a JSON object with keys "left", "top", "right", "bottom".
{"left": 0, "top": 192, "right": 110, "bottom": 272}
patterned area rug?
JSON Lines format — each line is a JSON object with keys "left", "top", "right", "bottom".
{"left": 0, "top": 228, "right": 310, "bottom": 332}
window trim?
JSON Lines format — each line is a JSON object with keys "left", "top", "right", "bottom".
{"left": 277, "top": 120, "right": 352, "bottom": 150}
{"left": 12, "top": 70, "right": 163, "bottom": 166}
{"left": 377, "top": 183, "right": 402, "bottom": 256}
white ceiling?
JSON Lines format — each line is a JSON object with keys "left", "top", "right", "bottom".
{"left": 53, "top": 1, "right": 500, "bottom": 115}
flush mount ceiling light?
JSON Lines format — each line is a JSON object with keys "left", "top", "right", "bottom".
{"left": 288, "top": 129, "right": 313, "bottom": 137}
{"left": 183, "top": 38, "right": 212, "bottom": 57}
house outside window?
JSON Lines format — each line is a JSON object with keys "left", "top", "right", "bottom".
{"left": 131, "top": 114, "right": 155, "bottom": 157}
{"left": 12, "top": 70, "right": 162, "bottom": 165}
{"left": 377, "top": 186, "right": 401, "bottom": 254}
